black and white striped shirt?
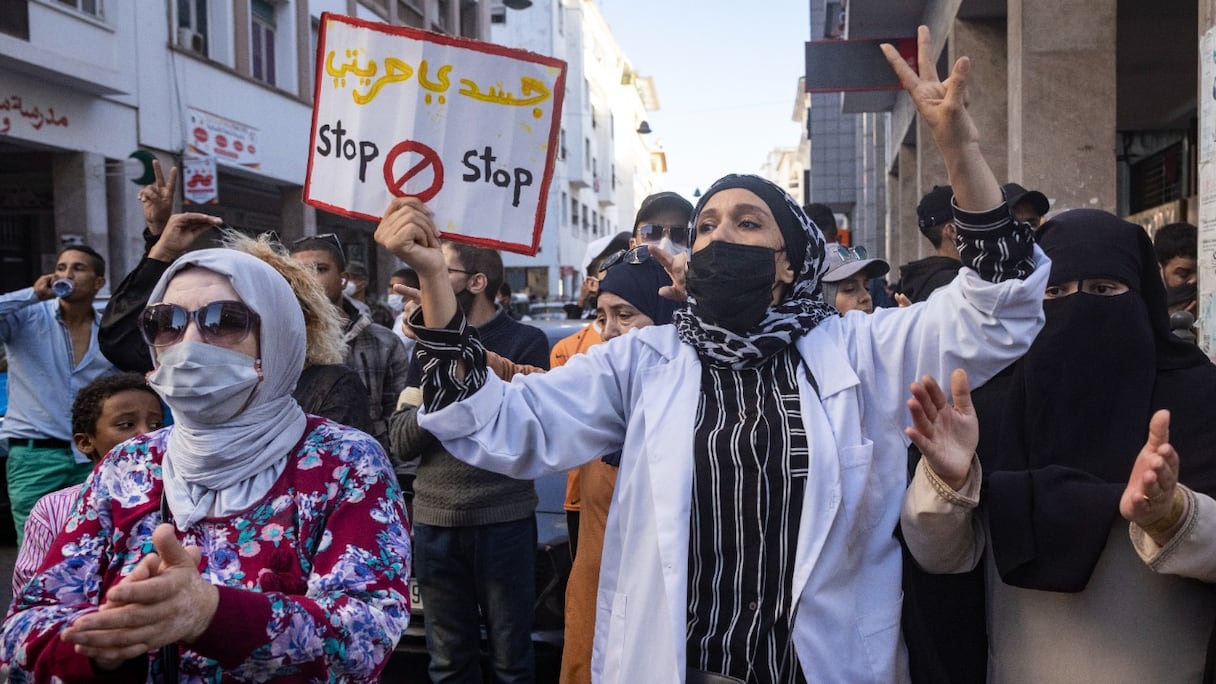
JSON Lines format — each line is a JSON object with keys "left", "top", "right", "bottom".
{"left": 687, "top": 346, "right": 809, "bottom": 683}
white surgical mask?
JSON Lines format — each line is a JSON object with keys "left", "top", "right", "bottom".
{"left": 386, "top": 292, "right": 405, "bottom": 314}
{"left": 655, "top": 236, "right": 689, "bottom": 258}
{"left": 148, "top": 341, "right": 261, "bottom": 424}
{"left": 343, "top": 280, "right": 358, "bottom": 297}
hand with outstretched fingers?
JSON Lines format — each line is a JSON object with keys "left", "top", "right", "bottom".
{"left": 881, "top": 26, "right": 1001, "bottom": 212}
{"left": 148, "top": 212, "right": 223, "bottom": 262}
{"left": 645, "top": 243, "right": 689, "bottom": 303}
{"left": 906, "top": 368, "right": 978, "bottom": 491}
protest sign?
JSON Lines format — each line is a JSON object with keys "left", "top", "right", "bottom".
{"left": 304, "top": 13, "right": 567, "bottom": 256}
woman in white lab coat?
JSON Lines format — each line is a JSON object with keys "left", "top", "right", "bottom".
{"left": 374, "top": 26, "right": 1048, "bottom": 684}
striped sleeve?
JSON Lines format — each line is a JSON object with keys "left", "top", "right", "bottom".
{"left": 12, "top": 487, "right": 80, "bottom": 596}
{"left": 951, "top": 200, "right": 1037, "bottom": 283}
{"left": 408, "top": 308, "right": 490, "bottom": 411}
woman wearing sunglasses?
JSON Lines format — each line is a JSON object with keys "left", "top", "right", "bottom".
{"left": 1, "top": 249, "right": 410, "bottom": 682}
{"left": 375, "top": 26, "right": 1048, "bottom": 683}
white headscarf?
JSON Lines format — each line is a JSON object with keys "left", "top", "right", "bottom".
{"left": 147, "top": 248, "right": 308, "bottom": 529}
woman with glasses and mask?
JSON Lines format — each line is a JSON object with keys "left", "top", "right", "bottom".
{"left": 1, "top": 249, "right": 410, "bottom": 682}
{"left": 375, "top": 26, "right": 1048, "bottom": 683}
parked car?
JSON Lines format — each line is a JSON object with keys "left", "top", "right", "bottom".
{"left": 527, "top": 301, "right": 578, "bottom": 321}
{"left": 530, "top": 317, "right": 592, "bottom": 349}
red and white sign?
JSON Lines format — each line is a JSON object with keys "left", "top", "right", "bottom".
{"left": 182, "top": 153, "right": 218, "bottom": 205}
{"left": 303, "top": 13, "right": 567, "bottom": 256}
{"left": 187, "top": 107, "right": 260, "bottom": 169}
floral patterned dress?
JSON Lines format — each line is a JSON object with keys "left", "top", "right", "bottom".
{"left": 0, "top": 416, "right": 411, "bottom": 683}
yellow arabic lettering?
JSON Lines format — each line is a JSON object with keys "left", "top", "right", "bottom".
{"left": 511, "top": 77, "right": 551, "bottom": 106}
{"left": 352, "top": 57, "right": 414, "bottom": 105}
{"left": 418, "top": 60, "right": 452, "bottom": 93}
{"left": 457, "top": 78, "right": 484, "bottom": 100}
{"left": 457, "top": 76, "right": 552, "bottom": 107}
{"left": 325, "top": 48, "right": 377, "bottom": 88}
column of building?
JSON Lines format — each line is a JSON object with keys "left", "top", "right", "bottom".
{"left": 1008, "top": 0, "right": 1117, "bottom": 212}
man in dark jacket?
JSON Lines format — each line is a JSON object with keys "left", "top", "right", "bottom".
{"left": 290, "top": 236, "right": 408, "bottom": 454}
{"left": 389, "top": 242, "right": 549, "bottom": 684}
{"left": 896, "top": 185, "right": 964, "bottom": 303}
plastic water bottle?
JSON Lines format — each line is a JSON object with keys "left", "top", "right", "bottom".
{"left": 51, "top": 279, "right": 74, "bottom": 298}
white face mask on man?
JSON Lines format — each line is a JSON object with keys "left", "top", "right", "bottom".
{"left": 653, "top": 236, "right": 689, "bottom": 258}
{"left": 386, "top": 292, "right": 405, "bottom": 315}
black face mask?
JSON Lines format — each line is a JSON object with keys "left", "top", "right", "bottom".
{"left": 686, "top": 241, "right": 778, "bottom": 335}
{"left": 454, "top": 286, "right": 477, "bottom": 314}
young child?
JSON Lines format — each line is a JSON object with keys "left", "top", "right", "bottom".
{"left": 10, "top": 373, "right": 164, "bottom": 595}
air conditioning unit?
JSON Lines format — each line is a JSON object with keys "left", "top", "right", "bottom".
{"left": 177, "top": 27, "right": 206, "bottom": 53}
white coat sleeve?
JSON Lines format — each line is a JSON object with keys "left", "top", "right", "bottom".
{"left": 416, "top": 335, "right": 640, "bottom": 480}
{"left": 842, "top": 246, "right": 1050, "bottom": 432}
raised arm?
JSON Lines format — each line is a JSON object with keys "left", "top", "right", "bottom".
{"left": 137, "top": 159, "right": 178, "bottom": 237}
{"left": 375, "top": 198, "right": 495, "bottom": 412}
{"left": 374, "top": 198, "right": 453, "bottom": 330}
{"left": 882, "top": 25, "right": 1001, "bottom": 212}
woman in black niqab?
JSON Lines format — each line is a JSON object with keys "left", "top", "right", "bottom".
{"left": 978, "top": 209, "right": 1216, "bottom": 592}
{"left": 938, "top": 208, "right": 1216, "bottom": 682}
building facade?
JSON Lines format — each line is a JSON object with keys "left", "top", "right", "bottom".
{"left": 806, "top": 0, "right": 1205, "bottom": 272}
{"left": 0, "top": 0, "right": 494, "bottom": 297}
{"left": 490, "top": 0, "right": 664, "bottom": 301}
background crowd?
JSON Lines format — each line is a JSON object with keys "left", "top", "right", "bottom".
{"left": 0, "top": 23, "right": 1211, "bottom": 684}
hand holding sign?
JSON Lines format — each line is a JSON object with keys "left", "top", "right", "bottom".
{"left": 375, "top": 197, "right": 457, "bottom": 329}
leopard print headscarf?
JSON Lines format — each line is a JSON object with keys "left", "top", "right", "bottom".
{"left": 674, "top": 174, "right": 834, "bottom": 369}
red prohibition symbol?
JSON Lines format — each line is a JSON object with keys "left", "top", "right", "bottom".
{"left": 383, "top": 140, "right": 445, "bottom": 203}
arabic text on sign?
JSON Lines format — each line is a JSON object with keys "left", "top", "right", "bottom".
{"left": 325, "top": 49, "right": 551, "bottom": 115}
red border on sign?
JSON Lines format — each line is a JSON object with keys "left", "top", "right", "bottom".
{"left": 303, "top": 12, "right": 567, "bottom": 257}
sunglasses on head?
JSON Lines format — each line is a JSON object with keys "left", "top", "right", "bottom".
{"left": 290, "top": 233, "right": 346, "bottom": 263}
{"left": 599, "top": 245, "right": 653, "bottom": 273}
{"left": 139, "top": 301, "right": 261, "bottom": 348}
{"left": 636, "top": 223, "right": 690, "bottom": 247}
{"left": 836, "top": 245, "right": 868, "bottom": 263}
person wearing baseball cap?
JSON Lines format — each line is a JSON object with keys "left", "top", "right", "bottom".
{"left": 895, "top": 185, "right": 964, "bottom": 303}
{"left": 1002, "top": 182, "right": 1050, "bottom": 228}
{"left": 821, "top": 245, "right": 891, "bottom": 314}
{"left": 629, "top": 191, "right": 695, "bottom": 257}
